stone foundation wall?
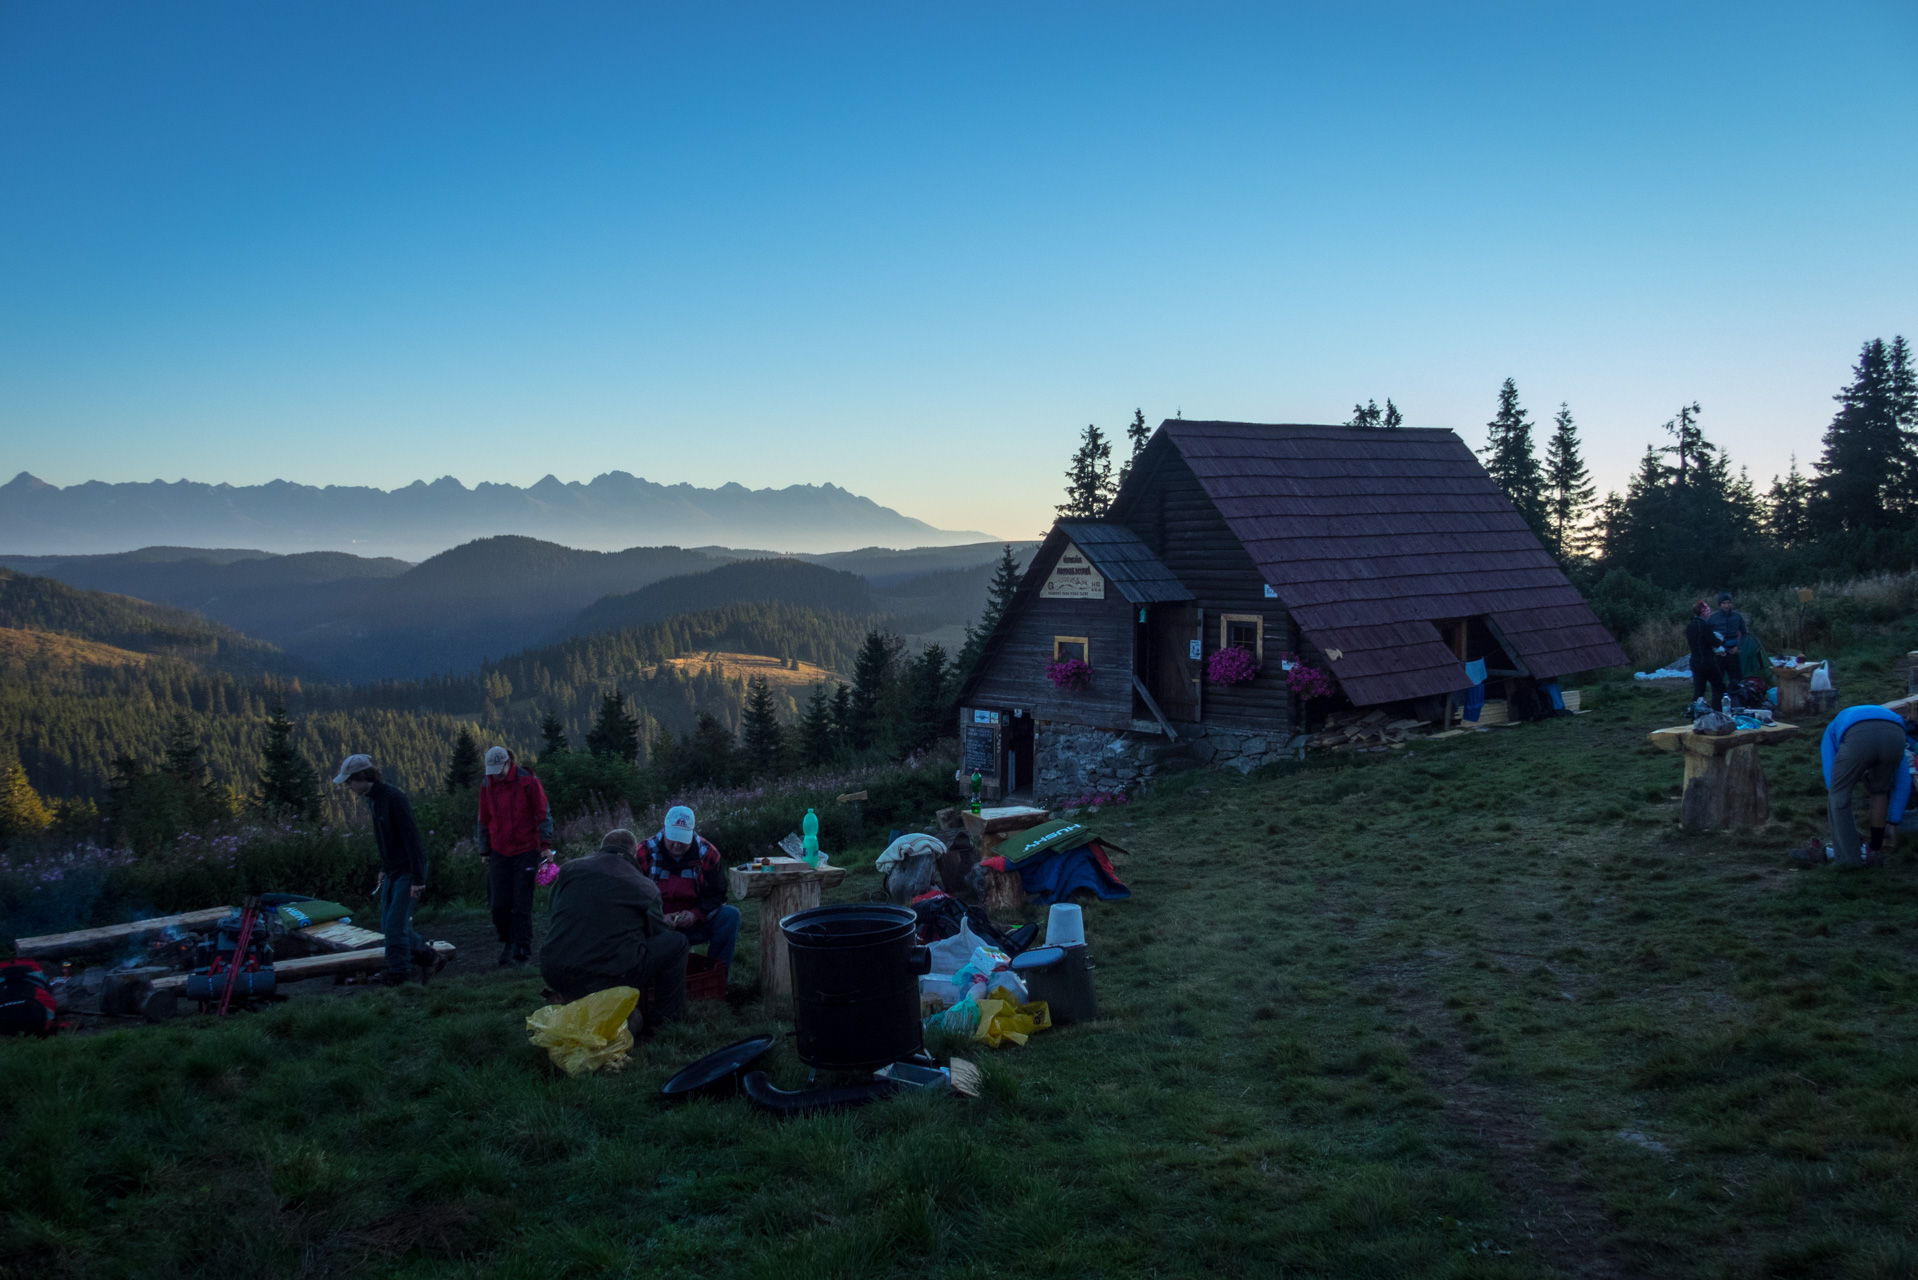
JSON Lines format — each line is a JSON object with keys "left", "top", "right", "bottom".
{"left": 1032, "top": 719, "right": 1309, "bottom": 802}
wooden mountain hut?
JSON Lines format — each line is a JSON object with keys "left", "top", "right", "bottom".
{"left": 957, "top": 420, "right": 1626, "bottom": 801}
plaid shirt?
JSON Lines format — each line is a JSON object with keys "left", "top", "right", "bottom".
{"left": 636, "top": 833, "right": 728, "bottom": 924}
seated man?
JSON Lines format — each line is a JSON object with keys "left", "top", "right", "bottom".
{"left": 539, "top": 829, "right": 687, "bottom": 1025}
{"left": 1819, "top": 705, "right": 1916, "bottom": 868}
{"left": 637, "top": 804, "right": 740, "bottom": 976}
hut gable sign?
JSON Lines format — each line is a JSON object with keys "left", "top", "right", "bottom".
{"left": 1040, "top": 541, "right": 1104, "bottom": 600}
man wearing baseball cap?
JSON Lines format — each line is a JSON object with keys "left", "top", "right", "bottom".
{"left": 476, "top": 746, "right": 553, "bottom": 967}
{"left": 334, "top": 754, "right": 443, "bottom": 985}
{"left": 637, "top": 804, "right": 739, "bottom": 978}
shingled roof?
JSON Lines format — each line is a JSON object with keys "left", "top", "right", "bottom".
{"left": 1118, "top": 421, "right": 1626, "bottom": 705}
{"left": 1053, "top": 521, "right": 1194, "bottom": 604}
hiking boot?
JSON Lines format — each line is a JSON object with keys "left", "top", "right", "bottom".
{"left": 497, "top": 943, "right": 513, "bottom": 967}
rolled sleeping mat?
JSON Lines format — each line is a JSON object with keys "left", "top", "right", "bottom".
{"left": 183, "top": 968, "right": 276, "bottom": 1003}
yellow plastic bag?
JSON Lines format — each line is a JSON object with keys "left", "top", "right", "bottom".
{"left": 972, "top": 987, "right": 1052, "bottom": 1048}
{"left": 525, "top": 986, "right": 640, "bottom": 1076}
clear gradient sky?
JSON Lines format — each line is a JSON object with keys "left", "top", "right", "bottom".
{"left": 2, "top": 3, "right": 1913, "bottom": 544}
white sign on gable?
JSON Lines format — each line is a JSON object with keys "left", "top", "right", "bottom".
{"left": 1040, "top": 541, "right": 1105, "bottom": 600}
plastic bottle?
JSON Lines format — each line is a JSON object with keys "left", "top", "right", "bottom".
{"left": 1720, "top": 694, "right": 1730, "bottom": 715}
{"left": 802, "top": 808, "right": 819, "bottom": 866}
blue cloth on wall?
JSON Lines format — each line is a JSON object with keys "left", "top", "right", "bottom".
{"left": 1462, "top": 683, "right": 1487, "bottom": 722}
{"left": 1464, "top": 659, "right": 1488, "bottom": 685}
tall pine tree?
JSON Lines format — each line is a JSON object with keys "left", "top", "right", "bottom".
{"left": 1810, "top": 336, "right": 1918, "bottom": 533}
{"left": 1117, "top": 409, "right": 1150, "bottom": 487}
{"left": 958, "top": 543, "right": 1024, "bottom": 675}
{"left": 255, "top": 696, "right": 319, "bottom": 821}
{"left": 1057, "top": 424, "right": 1115, "bottom": 519}
{"left": 1345, "top": 398, "right": 1402, "bottom": 428}
{"left": 848, "top": 631, "right": 898, "bottom": 751}
{"left": 1766, "top": 456, "right": 1814, "bottom": 547}
{"left": 444, "top": 727, "right": 483, "bottom": 792}
{"left": 829, "top": 683, "right": 854, "bottom": 752}
{"left": 1542, "top": 402, "right": 1595, "bottom": 562}
{"left": 585, "top": 690, "right": 641, "bottom": 761}
{"left": 797, "top": 683, "right": 837, "bottom": 767}
{"left": 539, "top": 712, "right": 569, "bottom": 756}
{"left": 1481, "top": 378, "right": 1548, "bottom": 540}
{"left": 739, "top": 676, "right": 785, "bottom": 778}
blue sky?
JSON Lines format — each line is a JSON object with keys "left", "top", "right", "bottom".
{"left": 1, "top": 2, "right": 1913, "bottom": 543}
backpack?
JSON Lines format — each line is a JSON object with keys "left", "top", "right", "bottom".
{"left": 0, "top": 958, "right": 57, "bottom": 1037}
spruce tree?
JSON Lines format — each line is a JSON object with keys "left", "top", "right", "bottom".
{"left": 539, "top": 713, "right": 569, "bottom": 756}
{"left": 682, "top": 712, "right": 739, "bottom": 788}
{"left": 1765, "top": 457, "right": 1814, "bottom": 547}
{"left": 1382, "top": 398, "right": 1403, "bottom": 429}
{"left": 1542, "top": 403, "right": 1595, "bottom": 562}
{"left": 848, "top": 631, "right": 897, "bottom": 751}
{"left": 256, "top": 696, "right": 319, "bottom": 822}
{"left": 798, "top": 683, "right": 837, "bottom": 767}
{"left": 1057, "top": 424, "right": 1115, "bottom": 519}
{"left": 958, "top": 543, "right": 1024, "bottom": 675}
{"left": 829, "top": 683, "right": 854, "bottom": 752}
{"left": 739, "top": 676, "right": 785, "bottom": 778}
{"left": 0, "top": 757, "right": 53, "bottom": 842}
{"left": 585, "top": 690, "right": 641, "bottom": 761}
{"left": 1810, "top": 337, "right": 1918, "bottom": 532}
{"left": 1480, "top": 378, "right": 1548, "bottom": 540}
{"left": 1346, "top": 400, "right": 1382, "bottom": 428}
{"left": 1117, "top": 409, "right": 1150, "bottom": 487}
{"left": 444, "top": 727, "right": 483, "bottom": 792}
{"left": 905, "top": 644, "right": 954, "bottom": 752}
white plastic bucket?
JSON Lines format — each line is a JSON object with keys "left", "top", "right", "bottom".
{"left": 1046, "top": 902, "right": 1086, "bottom": 948}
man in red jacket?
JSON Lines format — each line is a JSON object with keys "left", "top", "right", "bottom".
{"left": 477, "top": 746, "right": 554, "bottom": 966}
{"left": 636, "top": 804, "right": 739, "bottom": 973}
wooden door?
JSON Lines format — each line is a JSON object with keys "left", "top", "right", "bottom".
{"left": 1148, "top": 605, "right": 1201, "bottom": 720}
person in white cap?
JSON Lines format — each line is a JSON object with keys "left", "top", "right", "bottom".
{"left": 636, "top": 805, "right": 739, "bottom": 975}
{"left": 475, "top": 746, "right": 553, "bottom": 967}
{"left": 333, "top": 755, "right": 443, "bottom": 986}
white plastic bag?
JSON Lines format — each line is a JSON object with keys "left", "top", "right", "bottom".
{"left": 927, "top": 920, "right": 989, "bottom": 975}
{"left": 1809, "top": 664, "right": 1832, "bottom": 692}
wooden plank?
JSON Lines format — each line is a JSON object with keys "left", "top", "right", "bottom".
{"left": 960, "top": 806, "right": 1050, "bottom": 843}
{"left": 1129, "top": 670, "right": 1180, "bottom": 741}
{"left": 149, "top": 940, "right": 456, "bottom": 991}
{"left": 16, "top": 907, "right": 236, "bottom": 959}
{"left": 726, "top": 858, "right": 848, "bottom": 901}
{"left": 293, "top": 921, "right": 387, "bottom": 953}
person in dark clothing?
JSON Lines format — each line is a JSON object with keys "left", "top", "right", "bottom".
{"left": 476, "top": 746, "right": 554, "bottom": 967}
{"left": 637, "top": 805, "right": 740, "bottom": 972}
{"left": 333, "top": 753, "right": 442, "bottom": 985}
{"left": 1684, "top": 599, "right": 1725, "bottom": 707}
{"left": 540, "top": 829, "right": 688, "bottom": 1026}
{"left": 1710, "top": 592, "right": 1750, "bottom": 704}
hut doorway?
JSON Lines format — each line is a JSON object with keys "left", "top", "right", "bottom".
{"left": 1145, "top": 604, "right": 1201, "bottom": 721}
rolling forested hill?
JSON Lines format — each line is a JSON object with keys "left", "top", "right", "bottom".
{"left": 559, "top": 558, "right": 877, "bottom": 639}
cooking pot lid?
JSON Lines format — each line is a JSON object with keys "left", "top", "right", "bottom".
{"left": 661, "top": 1036, "right": 776, "bottom": 1097}
{"left": 1010, "top": 946, "right": 1066, "bottom": 970}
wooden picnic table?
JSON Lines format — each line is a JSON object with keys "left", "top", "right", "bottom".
{"left": 1648, "top": 721, "right": 1801, "bottom": 829}
{"left": 726, "top": 857, "right": 847, "bottom": 1008}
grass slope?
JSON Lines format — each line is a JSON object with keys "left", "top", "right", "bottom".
{"left": 6, "top": 679, "right": 1918, "bottom": 1278}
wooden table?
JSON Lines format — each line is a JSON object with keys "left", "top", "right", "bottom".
{"left": 726, "top": 858, "right": 848, "bottom": 1008}
{"left": 1648, "top": 721, "right": 1801, "bottom": 829}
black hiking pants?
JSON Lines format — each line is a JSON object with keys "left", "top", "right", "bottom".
{"left": 487, "top": 852, "right": 538, "bottom": 958}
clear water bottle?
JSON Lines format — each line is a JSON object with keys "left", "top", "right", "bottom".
{"left": 1720, "top": 694, "right": 1730, "bottom": 715}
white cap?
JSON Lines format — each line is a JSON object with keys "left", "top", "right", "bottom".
{"left": 333, "top": 753, "right": 374, "bottom": 785}
{"left": 662, "top": 805, "right": 696, "bottom": 844}
{"left": 484, "top": 746, "right": 512, "bottom": 776}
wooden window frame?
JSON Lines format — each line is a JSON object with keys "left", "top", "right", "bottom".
{"left": 1052, "top": 636, "right": 1090, "bottom": 664}
{"left": 1220, "top": 614, "right": 1264, "bottom": 661}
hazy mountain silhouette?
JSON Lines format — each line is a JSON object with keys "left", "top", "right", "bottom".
{"left": 0, "top": 470, "right": 992, "bottom": 559}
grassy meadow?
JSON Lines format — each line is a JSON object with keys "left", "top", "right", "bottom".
{"left": 6, "top": 641, "right": 1918, "bottom": 1278}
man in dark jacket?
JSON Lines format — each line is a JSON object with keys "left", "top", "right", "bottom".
{"left": 476, "top": 746, "right": 554, "bottom": 967}
{"left": 1710, "top": 592, "right": 1749, "bottom": 703}
{"left": 540, "top": 829, "right": 687, "bottom": 1024}
{"left": 334, "top": 753, "right": 441, "bottom": 986}
{"left": 1684, "top": 599, "right": 1724, "bottom": 707}
{"left": 637, "top": 805, "right": 740, "bottom": 972}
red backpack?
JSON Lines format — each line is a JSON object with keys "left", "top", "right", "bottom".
{"left": 0, "top": 958, "right": 57, "bottom": 1037}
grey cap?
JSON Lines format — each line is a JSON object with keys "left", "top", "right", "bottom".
{"left": 333, "top": 753, "right": 374, "bottom": 785}
{"left": 485, "top": 745, "right": 512, "bottom": 776}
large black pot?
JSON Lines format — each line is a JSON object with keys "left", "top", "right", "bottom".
{"left": 781, "top": 904, "right": 931, "bottom": 1072}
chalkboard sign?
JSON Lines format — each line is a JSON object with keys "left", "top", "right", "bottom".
{"left": 963, "top": 723, "right": 997, "bottom": 775}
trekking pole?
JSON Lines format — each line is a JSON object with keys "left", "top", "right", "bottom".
{"left": 217, "top": 896, "right": 261, "bottom": 1018}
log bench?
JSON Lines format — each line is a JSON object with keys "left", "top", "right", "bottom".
{"left": 147, "top": 940, "right": 457, "bottom": 991}
{"left": 15, "top": 908, "right": 237, "bottom": 960}
{"left": 1648, "top": 721, "right": 1801, "bottom": 829}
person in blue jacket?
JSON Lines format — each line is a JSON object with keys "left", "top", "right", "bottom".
{"left": 1818, "top": 705, "right": 1916, "bottom": 867}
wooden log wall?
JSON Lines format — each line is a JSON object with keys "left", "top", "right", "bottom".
{"left": 968, "top": 547, "right": 1137, "bottom": 730}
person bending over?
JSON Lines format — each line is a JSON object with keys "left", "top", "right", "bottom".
{"left": 637, "top": 805, "right": 740, "bottom": 975}
{"left": 1819, "top": 705, "right": 1916, "bottom": 868}
{"left": 476, "top": 746, "right": 554, "bottom": 967}
{"left": 540, "top": 829, "right": 687, "bottom": 1024}
{"left": 334, "top": 754, "right": 443, "bottom": 985}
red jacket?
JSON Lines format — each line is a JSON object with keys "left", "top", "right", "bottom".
{"left": 476, "top": 764, "right": 552, "bottom": 857}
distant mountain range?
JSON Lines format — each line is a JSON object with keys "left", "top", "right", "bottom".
{"left": 0, "top": 470, "right": 994, "bottom": 559}
{"left": 0, "top": 537, "right": 1036, "bottom": 682}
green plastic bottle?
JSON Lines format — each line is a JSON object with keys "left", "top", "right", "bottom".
{"left": 802, "top": 807, "right": 819, "bottom": 866}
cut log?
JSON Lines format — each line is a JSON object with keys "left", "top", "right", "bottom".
{"left": 982, "top": 865, "right": 1027, "bottom": 913}
{"left": 148, "top": 940, "right": 456, "bottom": 992}
{"left": 16, "top": 907, "right": 236, "bottom": 960}
{"left": 1681, "top": 742, "right": 1771, "bottom": 829}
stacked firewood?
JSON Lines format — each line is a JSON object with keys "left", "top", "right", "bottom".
{"left": 1310, "top": 708, "right": 1432, "bottom": 751}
